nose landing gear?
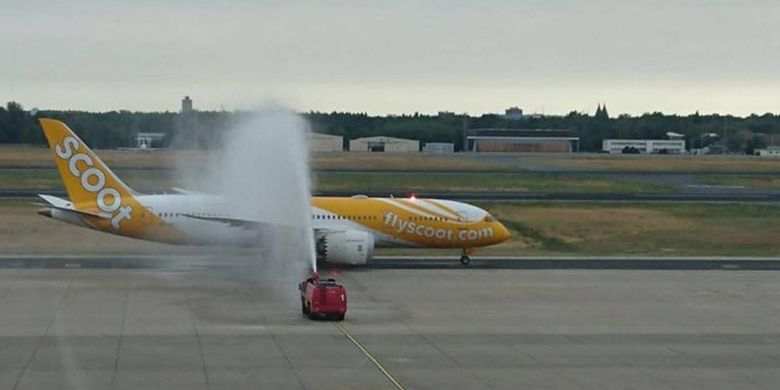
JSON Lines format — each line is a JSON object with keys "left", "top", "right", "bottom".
{"left": 459, "top": 248, "right": 474, "bottom": 266}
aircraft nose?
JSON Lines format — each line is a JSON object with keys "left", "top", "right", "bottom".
{"left": 495, "top": 221, "right": 511, "bottom": 243}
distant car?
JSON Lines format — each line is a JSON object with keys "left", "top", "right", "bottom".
{"left": 299, "top": 273, "right": 347, "bottom": 321}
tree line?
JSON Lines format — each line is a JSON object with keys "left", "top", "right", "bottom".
{"left": 1, "top": 101, "right": 778, "bottom": 153}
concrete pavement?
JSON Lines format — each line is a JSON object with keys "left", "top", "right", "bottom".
{"left": 1, "top": 255, "right": 780, "bottom": 389}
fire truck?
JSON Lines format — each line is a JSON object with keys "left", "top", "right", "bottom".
{"left": 299, "top": 273, "right": 347, "bottom": 321}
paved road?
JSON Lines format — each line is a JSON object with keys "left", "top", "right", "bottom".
{"left": 3, "top": 165, "right": 780, "bottom": 175}
{"left": 2, "top": 255, "right": 780, "bottom": 270}
{"left": 2, "top": 253, "right": 780, "bottom": 389}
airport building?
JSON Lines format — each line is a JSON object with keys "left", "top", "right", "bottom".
{"left": 181, "top": 96, "right": 193, "bottom": 114}
{"left": 135, "top": 133, "right": 165, "bottom": 149}
{"left": 602, "top": 139, "right": 686, "bottom": 154}
{"left": 503, "top": 107, "right": 525, "bottom": 120}
{"left": 465, "top": 129, "right": 579, "bottom": 153}
{"left": 423, "top": 142, "right": 455, "bottom": 153}
{"left": 310, "top": 133, "right": 343, "bottom": 152}
{"left": 349, "top": 136, "right": 420, "bottom": 152}
{"left": 755, "top": 146, "right": 780, "bottom": 157}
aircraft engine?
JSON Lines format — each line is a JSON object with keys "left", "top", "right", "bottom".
{"left": 316, "top": 231, "right": 374, "bottom": 265}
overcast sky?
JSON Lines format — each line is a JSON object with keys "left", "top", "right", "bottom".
{"left": 2, "top": 0, "right": 779, "bottom": 115}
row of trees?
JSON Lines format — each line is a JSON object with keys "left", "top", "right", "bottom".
{"left": 1, "top": 101, "right": 778, "bottom": 153}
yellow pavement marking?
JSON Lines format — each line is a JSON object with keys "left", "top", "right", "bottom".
{"left": 335, "top": 322, "right": 405, "bottom": 390}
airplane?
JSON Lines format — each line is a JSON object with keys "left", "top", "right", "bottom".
{"left": 35, "top": 118, "right": 510, "bottom": 265}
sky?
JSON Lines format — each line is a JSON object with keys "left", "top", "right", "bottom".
{"left": 2, "top": 0, "right": 779, "bottom": 116}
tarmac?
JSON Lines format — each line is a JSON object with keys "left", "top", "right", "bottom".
{"left": 2, "top": 255, "right": 780, "bottom": 389}
{"left": 4, "top": 189, "right": 780, "bottom": 203}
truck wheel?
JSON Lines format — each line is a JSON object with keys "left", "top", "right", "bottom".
{"left": 301, "top": 299, "right": 309, "bottom": 315}
{"left": 459, "top": 255, "right": 471, "bottom": 266}
{"left": 307, "top": 305, "right": 317, "bottom": 320}
{"left": 335, "top": 314, "right": 345, "bottom": 321}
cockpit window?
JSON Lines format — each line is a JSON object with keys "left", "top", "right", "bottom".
{"left": 484, "top": 215, "right": 495, "bottom": 222}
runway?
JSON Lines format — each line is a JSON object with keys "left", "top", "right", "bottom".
{"left": 3, "top": 165, "right": 780, "bottom": 175}
{"left": 3, "top": 255, "right": 780, "bottom": 270}
{"left": 2, "top": 254, "right": 780, "bottom": 389}
{"left": 2, "top": 253, "right": 780, "bottom": 389}
{"left": 4, "top": 189, "right": 780, "bottom": 202}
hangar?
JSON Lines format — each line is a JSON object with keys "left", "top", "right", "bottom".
{"left": 310, "top": 133, "right": 343, "bottom": 152}
{"left": 466, "top": 129, "right": 579, "bottom": 153}
{"left": 349, "top": 136, "right": 419, "bottom": 152}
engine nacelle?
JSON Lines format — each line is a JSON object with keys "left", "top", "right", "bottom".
{"left": 317, "top": 231, "right": 374, "bottom": 265}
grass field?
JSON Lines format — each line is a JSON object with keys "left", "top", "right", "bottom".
{"left": 314, "top": 172, "right": 677, "bottom": 193}
{"left": 515, "top": 154, "right": 780, "bottom": 173}
{"left": 2, "top": 145, "right": 779, "bottom": 173}
{"left": 387, "top": 202, "right": 780, "bottom": 257}
{"left": 2, "top": 199, "right": 778, "bottom": 256}
{"left": 0, "top": 169, "right": 678, "bottom": 194}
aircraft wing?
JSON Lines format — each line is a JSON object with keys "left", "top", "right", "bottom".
{"left": 181, "top": 213, "right": 272, "bottom": 230}
{"left": 170, "top": 187, "right": 206, "bottom": 195}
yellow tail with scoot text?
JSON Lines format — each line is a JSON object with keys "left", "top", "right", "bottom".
{"left": 39, "top": 118, "right": 168, "bottom": 238}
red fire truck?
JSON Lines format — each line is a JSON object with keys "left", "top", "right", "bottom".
{"left": 299, "top": 273, "right": 347, "bottom": 321}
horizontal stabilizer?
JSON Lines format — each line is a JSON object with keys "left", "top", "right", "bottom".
{"left": 37, "top": 194, "right": 110, "bottom": 219}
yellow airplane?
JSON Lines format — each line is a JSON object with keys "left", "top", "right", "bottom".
{"left": 36, "top": 119, "right": 510, "bottom": 265}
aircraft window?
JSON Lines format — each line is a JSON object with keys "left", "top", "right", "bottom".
{"left": 484, "top": 215, "right": 495, "bottom": 222}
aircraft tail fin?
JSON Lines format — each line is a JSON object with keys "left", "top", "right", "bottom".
{"left": 39, "top": 118, "right": 136, "bottom": 209}
{"left": 38, "top": 119, "right": 143, "bottom": 231}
